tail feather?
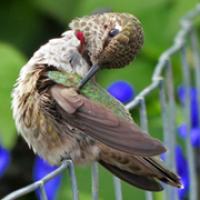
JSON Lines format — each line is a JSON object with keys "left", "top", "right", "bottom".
{"left": 144, "top": 157, "right": 183, "bottom": 188}
{"left": 99, "top": 160, "right": 163, "bottom": 191}
{"left": 98, "top": 145, "right": 183, "bottom": 190}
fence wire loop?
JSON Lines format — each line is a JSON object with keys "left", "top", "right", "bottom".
{"left": 2, "top": 3, "right": 200, "bottom": 200}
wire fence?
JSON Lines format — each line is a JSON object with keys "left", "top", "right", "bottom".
{"left": 2, "top": 3, "right": 200, "bottom": 200}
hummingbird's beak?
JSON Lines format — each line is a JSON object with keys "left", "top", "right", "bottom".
{"left": 78, "top": 64, "right": 100, "bottom": 90}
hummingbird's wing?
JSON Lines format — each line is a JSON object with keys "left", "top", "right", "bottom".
{"left": 50, "top": 85, "right": 166, "bottom": 157}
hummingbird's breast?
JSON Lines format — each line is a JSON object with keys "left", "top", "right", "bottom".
{"left": 12, "top": 66, "right": 99, "bottom": 165}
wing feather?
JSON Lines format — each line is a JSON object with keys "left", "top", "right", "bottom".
{"left": 50, "top": 85, "right": 166, "bottom": 156}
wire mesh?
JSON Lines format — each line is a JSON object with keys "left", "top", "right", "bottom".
{"left": 2, "top": 3, "right": 200, "bottom": 200}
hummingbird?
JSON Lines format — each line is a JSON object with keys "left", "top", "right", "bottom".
{"left": 12, "top": 12, "right": 182, "bottom": 191}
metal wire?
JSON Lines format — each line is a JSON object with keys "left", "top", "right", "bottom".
{"left": 2, "top": 3, "right": 200, "bottom": 200}
{"left": 113, "top": 176, "right": 123, "bottom": 200}
{"left": 91, "top": 162, "right": 99, "bottom": 200}
{"left": 139, "top": 98, "right": 153, "bottom": 200}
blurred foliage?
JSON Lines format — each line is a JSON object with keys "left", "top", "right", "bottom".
{"left": 0, "top": 43, "right": 25, "bottom": 147}
{"left": 0, "top": 0, "right": 199, "bottom": 199}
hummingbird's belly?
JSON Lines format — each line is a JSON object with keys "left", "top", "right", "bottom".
{"left": 20, "top": 113, "right": 100, "bottom": 165}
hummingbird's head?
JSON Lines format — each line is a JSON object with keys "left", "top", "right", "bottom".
{"left": 69, "top": 12, "right": 144, "bottom": 69}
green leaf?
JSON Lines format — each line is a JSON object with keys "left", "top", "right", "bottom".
{"left": 31, "top": 0, "right": 81, "bottom": 24}
{"left": 97, "top": 57, "right": 153, "bottom": 93}
{"left": 0, "top": 1, "right": 47, "bottom": 55}
{"left": 167, "top": 0, "right": 199, "bottom": 38}
{"left": 57, "top": 165, "right": 145, "bottom": 200}
{"left": 0, "top": 43, "right": 26, "bottom": 148}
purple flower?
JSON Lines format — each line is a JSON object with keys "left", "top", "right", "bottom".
{"left": 177, "top": 124, "right": 200, "bottom": 148}
{"left": 175, "top": 145, "right": 189, "bottom": 199}
{"left": 0, "top": 144, "right": 11, "bottom": 177}
{"left": 190, "top": 128, "right": 200, "bottom": 147}
{"left": 177, "top": 124, "right": 187, "bottom": 139}
{"left": 177, "top": 86, "right": 199, "bottom": 128}
{"left": 33, "top": 156, "right": 62, "bottom": 200}
{"left": 107, "top": 80, "right": 134, "bottom": 103}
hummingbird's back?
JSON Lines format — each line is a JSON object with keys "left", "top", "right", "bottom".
{"left": 48, "top": 70, "right": 132, "bottom": 120}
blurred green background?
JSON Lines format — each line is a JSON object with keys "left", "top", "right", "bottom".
{"left": 0, "top": 0, "right": 199, "bottom": 199}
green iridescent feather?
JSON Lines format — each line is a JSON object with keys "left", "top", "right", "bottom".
{"left": 48, "top": 71, "right": 132, "bottom": 120}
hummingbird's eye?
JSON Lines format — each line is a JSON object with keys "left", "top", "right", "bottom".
{"left": 108, "top": 28, "right": 120, "bottom": 37}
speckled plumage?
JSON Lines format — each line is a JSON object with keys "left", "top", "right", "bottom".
{"left": 69, "top": 12, "right": 144, "bottom": 68}
{"left": 12, "top": 31, "right": 99, "bottom": 165}
{"left": 12, "top": 13, "right": 182, "bottom": 191}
